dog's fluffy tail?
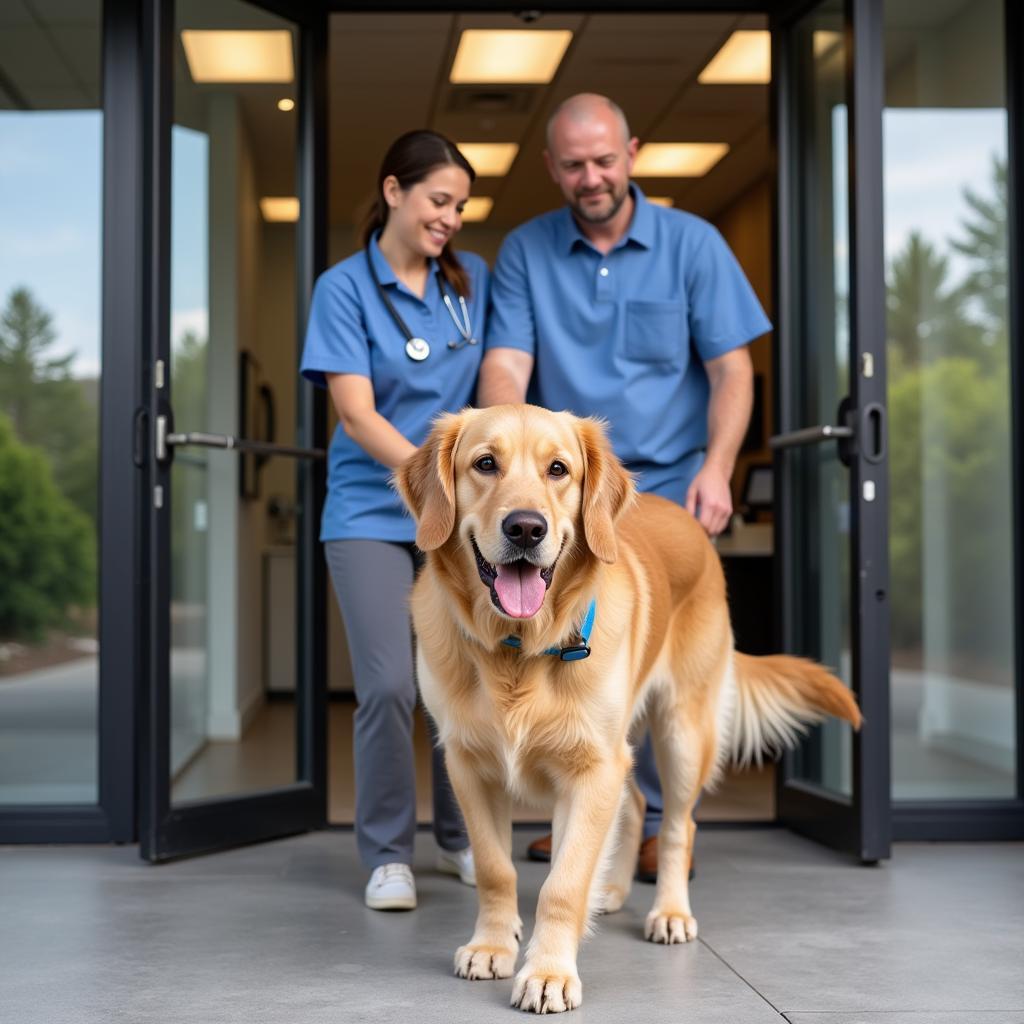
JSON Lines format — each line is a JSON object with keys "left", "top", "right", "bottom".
{"left": 727, "top": 653, "right": 862, "bottom": 767}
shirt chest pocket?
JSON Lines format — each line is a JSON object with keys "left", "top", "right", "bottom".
{"left": 624, "top": 300, "right": 687, "bottom": 364}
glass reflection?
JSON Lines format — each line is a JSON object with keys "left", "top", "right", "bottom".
{"left": 884, "top": 0, "right": 1014, "bottom": 799}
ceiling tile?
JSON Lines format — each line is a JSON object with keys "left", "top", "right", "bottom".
{"left": 322, "top": 12, "right": 770, "bottom": 235}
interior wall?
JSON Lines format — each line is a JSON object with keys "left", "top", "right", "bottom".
{"left": 235, "top": 100, "right": 264, "bottom": 734}
{"left": 204, "top": 94, "right": 278, "bottom": 737}
{"left": 206, "top": 94, "right": 244, "bottom": 739}
{"left": 255, "top": 226, "right": 297, "bottom": 504}
{"left": 252, "top": 207, "right": 355, "bottom": 696}
{"left": 254, "top": 223, "right": 300, "bottom": 695}
{"left": 711, "top": 175, "right": 774, "bottom": 511}
{"left": 886, "top": 0, "right": 1002, "bottom": 109}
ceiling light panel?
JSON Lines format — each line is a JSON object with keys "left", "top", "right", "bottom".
{"left": 181, "top": 30, "right": 294, "bottom": 84}
{"left": 457, "top": 143, "right": 519, "bottom": 176}
{"left": 633, "top": 143, "right": 729, "bottom": 177}
{"left": 697, "top": 30, "right": 770, "bottom": 85}
{"left": 461, "top": 197, "right": 494, "bottom": 222}
{"left": 450, "top": 30, "right": 572, "bottom": 84}
{"left": 260, "top": 197, "right": 299, "bottom": 222}
{"left": 813, "top": 30, "right": 843, "bottom": 58}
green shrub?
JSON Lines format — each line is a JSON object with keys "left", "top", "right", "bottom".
{"left": 888, "top": 355, "right": 1013, "bottom": 664}
{"left": 0, "top": 412, "right": 95, "bottom": 641}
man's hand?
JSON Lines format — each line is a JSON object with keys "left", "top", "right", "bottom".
{"left": 685, "top": 462, "right": 733, "bottom": 536}
{"left": 690, "top": 346, "right": 753, "bottom": 535}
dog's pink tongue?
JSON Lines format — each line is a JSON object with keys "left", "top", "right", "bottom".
{"left": 494, "top": 562, "right": 546, "bottom": 618}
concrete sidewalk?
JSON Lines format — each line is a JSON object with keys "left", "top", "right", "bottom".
{"left": 2, "top": 828, "right": 1022, "bottom": 1023}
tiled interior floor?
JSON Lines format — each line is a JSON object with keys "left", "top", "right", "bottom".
{"left": 172, "top": 701, "right": 776, "bottom": 823}
{"left": 3, "top": 829, "right": 1023, "bottom": 1024}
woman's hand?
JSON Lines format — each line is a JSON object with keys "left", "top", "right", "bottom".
{"left": 326, "top": 373, "right": 417, "bottom": 469}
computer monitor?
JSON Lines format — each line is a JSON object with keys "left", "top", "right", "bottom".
{"left": 741, "top": 463, "right": 773, "bottom": 517}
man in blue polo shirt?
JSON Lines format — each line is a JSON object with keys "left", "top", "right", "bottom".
{"left": 479, "top": 93, "right": 770, "bottom": 880}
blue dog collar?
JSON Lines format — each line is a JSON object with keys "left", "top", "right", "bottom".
{"left": 502, "top": 598, "right": 596, "bottom": 662}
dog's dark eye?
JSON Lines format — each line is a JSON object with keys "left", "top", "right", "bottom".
{"left": 474, "top": 455, "right": 497, "bottom": 474}
{"left": 549, "top": 460, "right": 568, "bottom": 478}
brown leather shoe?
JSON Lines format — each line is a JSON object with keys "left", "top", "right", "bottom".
{"left": 527, "top": 833, "right": 552, "bottom": 862}
{"left": 636, "top": 836, "right": 696, "bottom": 883}
{"left": 636, "top": 835, "right": 658, "bottom": 882}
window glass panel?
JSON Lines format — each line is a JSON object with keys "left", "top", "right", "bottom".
{"left": 884, "top": 0, "right": 1015, "bottom": 799}
{"left": 0, "top": 2, "right": 102, "bottom": 804}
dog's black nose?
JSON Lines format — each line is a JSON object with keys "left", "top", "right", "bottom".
{"left": 502, "top": 510, "right": 548, "bottom": 549}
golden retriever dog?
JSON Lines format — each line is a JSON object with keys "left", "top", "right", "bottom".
{"left": 396, "top": 404, "right": 860, "bottom": 1015}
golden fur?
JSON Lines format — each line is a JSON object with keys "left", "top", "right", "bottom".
{"left": 396, "top": 405, "right": 860, "bottom": 1015}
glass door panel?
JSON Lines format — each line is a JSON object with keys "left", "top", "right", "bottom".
{"left": 142, "top": 0, "right": 325, "bottom": 860}
{"left": 773, "top": 0, "right": 891, "bottom": 860}
{"left": 169, "top": 4, "right": 300, "bottom": 803}
{"left": 780, "top": 3, "right": 854, "bottom": 800}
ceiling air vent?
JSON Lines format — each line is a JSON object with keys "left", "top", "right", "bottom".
{"left": 446, "top": 87, "right": 535, "bottom": 114}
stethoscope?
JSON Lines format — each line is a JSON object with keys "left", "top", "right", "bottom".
{"left": 365, "top": 249, "right": 478, "bottom": 362}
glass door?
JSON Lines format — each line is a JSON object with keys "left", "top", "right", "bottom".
{"left": 771, "top": 0, "right": 891, "bottom": 861}
{"left": 141, "top": 0, "right": 327, "bottom": 860}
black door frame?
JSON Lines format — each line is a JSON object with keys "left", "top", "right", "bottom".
{"left": 3, "top": 0, "right": 1020, "bottom": 849}
{"left": 770, "top": 0, "right": 891, "bottom": 862}
{"left": 138, "top": 0, "right": 329, "bottom": 860}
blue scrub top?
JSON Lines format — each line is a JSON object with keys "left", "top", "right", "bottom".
{"left": 301, "top": 234, "right": 488, "bottom": 541}
{"left": 485, "top": 185, "right": 771, "bottom": 502}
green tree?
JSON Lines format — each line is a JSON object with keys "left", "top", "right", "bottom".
{"left": 171, "top": 328, "right": 208, "bottom": 432}
{"left": 0, "top": 412, "right": 95, "bottom": 641}
{"left": 0, "top": 288, "right": 68, "bottom": 430}
{"left": 950, "top": 155, "right": 1007, "bottom": 337}
{"left": 887, "top": 155, "right": 1012, "bottom": 673}
{"left": 0, "top": 287, "right": 98, "bottom": 522}
{"left": 886, "top": 231, "right": 980, "bottom": 370}
{"left": 170, "top": 329, "right": 209, "bottom": 603}
{"left": 888, "top": 358, "right": 1012, "bottom": 659}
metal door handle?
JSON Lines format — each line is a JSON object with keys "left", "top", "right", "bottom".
{"left": 155, "top": 416, "right": 324, "bottom": 463}
{"left": 769, "top": 424, "right": 854, "bottom": 450}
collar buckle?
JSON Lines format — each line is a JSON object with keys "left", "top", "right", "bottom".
{"left": 501, "top": 598, "right": 597, "bottom": 661}
{"left": 558, "top": 642, "right": 591, "bottom": 662}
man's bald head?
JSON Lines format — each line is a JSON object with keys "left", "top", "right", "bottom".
{"left": 542, "top": 93, "right": 638, "bottom": 228}
{"left": 545, "top": 93, "right": 631, "bottom": 151}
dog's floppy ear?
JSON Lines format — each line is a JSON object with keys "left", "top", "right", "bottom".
{"left": 577, "top": 416, "right": 636, "bottom": 564}
{"left": 394, "top": 411, "right": 465, "bottom": 551}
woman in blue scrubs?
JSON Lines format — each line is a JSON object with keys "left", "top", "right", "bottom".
{"left": 301, "top": 131, "right": 487, "bottom": 911}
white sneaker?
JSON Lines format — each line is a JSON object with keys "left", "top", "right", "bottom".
{"left": 437, "top": 845, "right": 476, "bottom": 887}
{"left": 365, "top": 863, "right": 417, "bottom": 911}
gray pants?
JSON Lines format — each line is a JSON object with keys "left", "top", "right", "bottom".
{"left": 325, "top": 539, "right": 467, "bottom": 870}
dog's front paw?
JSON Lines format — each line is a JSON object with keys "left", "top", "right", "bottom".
{"left": 454, "top": 942, "right": 518, "bottom": 980}
{"left": 511, "top": 959, "right": 582, "bottom": 1013}
{"left": 644, "top": 908, "right": 698, "bottom": 944}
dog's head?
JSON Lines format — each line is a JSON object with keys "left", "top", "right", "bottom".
{"left": 396, "top": 405, "right": 635, "bottom": 622}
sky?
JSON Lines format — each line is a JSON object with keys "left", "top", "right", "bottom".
{"left": 0, "top": 113, "right": 208, "bottom": 380}
{"left": 883, "top": 108, "right": 1007, "bottom": 280}
{"left": 0, "top": 107, "right": 1009, "bottom": 380}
